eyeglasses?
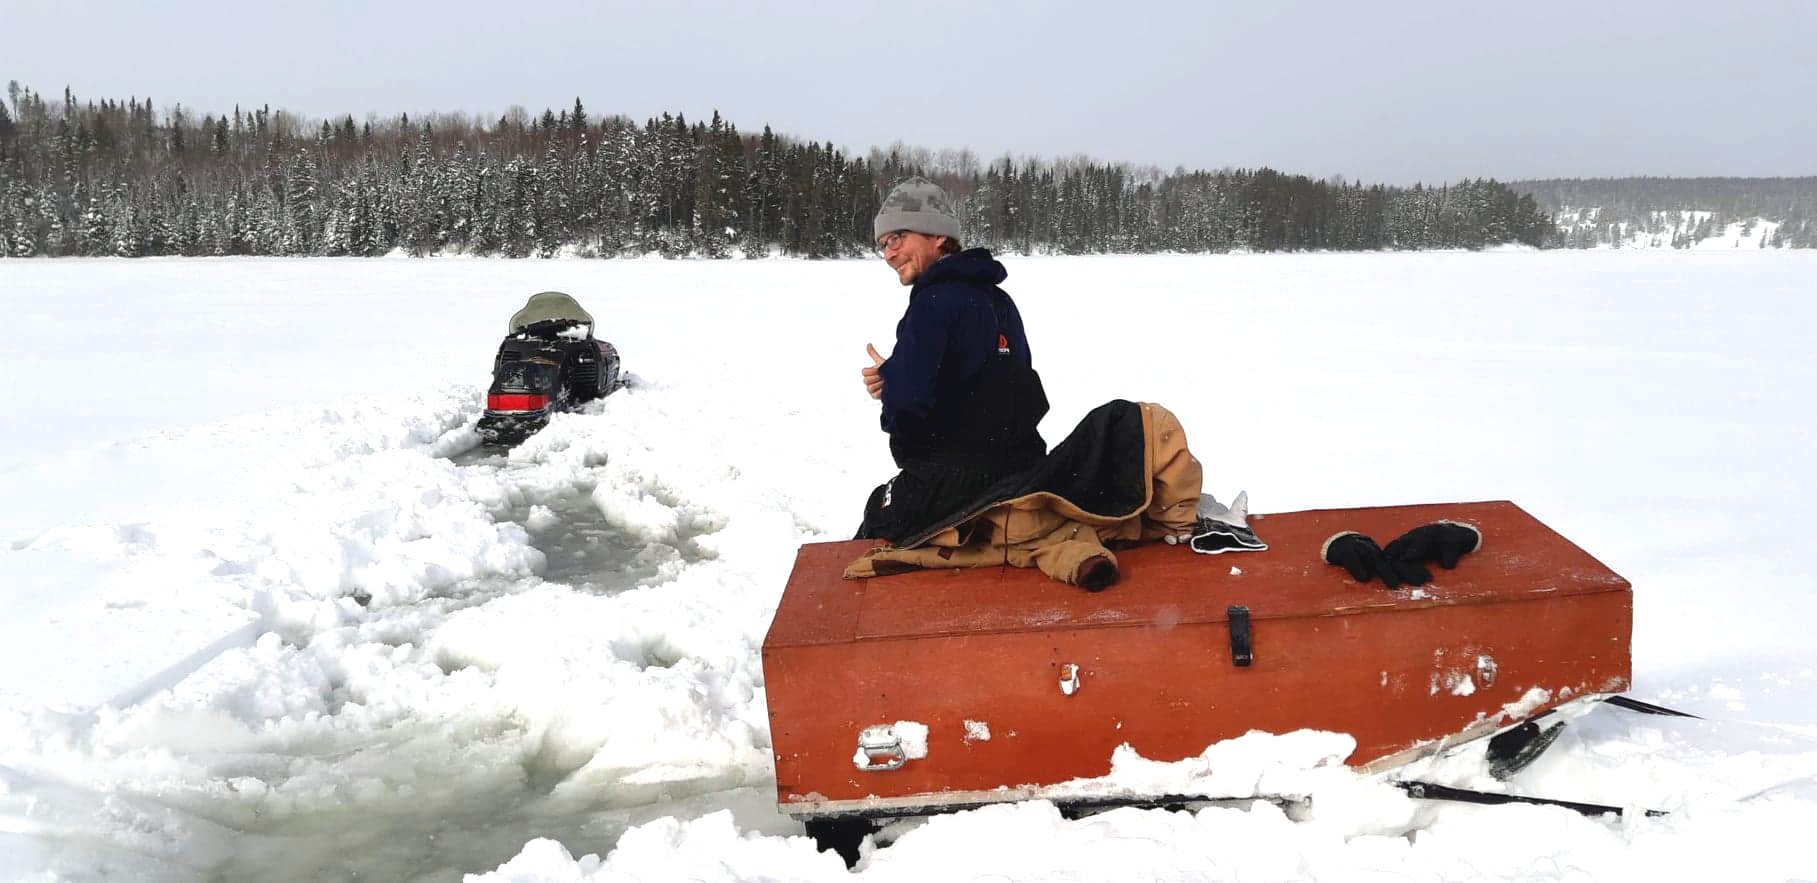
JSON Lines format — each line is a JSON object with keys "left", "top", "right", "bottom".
{"left": 874, "top": 230, "right": 910, "bottom": 256}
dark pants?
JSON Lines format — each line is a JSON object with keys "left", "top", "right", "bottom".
{"left": 854, "top": 453, "right": 1036, "bottom": 546}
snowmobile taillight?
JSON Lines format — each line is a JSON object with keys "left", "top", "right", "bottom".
{"left": 487, "top": 393, "right": 551, "bottom": 412}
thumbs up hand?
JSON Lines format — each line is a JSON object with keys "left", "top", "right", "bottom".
{"left": 862, "top": 344, "right": 886, "bottom": 400}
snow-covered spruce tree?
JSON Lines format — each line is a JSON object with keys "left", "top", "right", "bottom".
{"left": 2, "top": 179, "right": 36, "bottom": 257}
{"left": 76, "top": 187, "right": 109, "bottom": 256}
{"left": 468, "top": 154, "right": 501, "bottom": 256}
{"left": 320, "top": 180, "right": 350, "bottom": 256}
{"left": 247, "top": 184, "right": 282, "bottom": 255}
{"left": 591, "top": 122, "right": 635, "bottom": 256}
{"left": 566, "top": 126, "right": 600, "bottom": 253}
{"left": 439, "top": 145, "right": 475, "bottom": 253}
{"left": 223, "top": 184, "right": 250, "bottom": 255}
{"left": 499, "top": 156, "right": 538, "bottom": 258}
{"left": 397, "top": 128, "right": 437, "bottom": 256}
{"left": 283, "top": 148, "right": 320, "bottom": 254}
{"left": 536, "top": 139, "right": 570, "bottom": 257}
{"left": 660, "top": 113, "right": 698, "bottom": 257}
{"left": 171, "top": 172, "right": 202, "bottom": 255}
{"left": 110, "top": 190, "right": 143, "bottom": 257}
{"left": 694, "top": 111, "right": 739, "bottom": 259}
{"left": 353, "top": 171, "right": 383, "bottom": 257}
{"left": 740, "top": 125, "right": 785, "bottom": 258}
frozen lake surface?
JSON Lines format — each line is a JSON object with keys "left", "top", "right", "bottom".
{"left": 2, "top": 251, "right": 1815, "bottom": 880}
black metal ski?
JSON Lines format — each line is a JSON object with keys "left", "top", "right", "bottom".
{"left": 1398, "top": 781, "right": 1667, "bottom": 817}
{"left": 1604, "top": 695, "right": 1701, "bottom": 718}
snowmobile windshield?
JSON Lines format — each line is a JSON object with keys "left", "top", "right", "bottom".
{"left": 509, "top": 292, "right": 593, "bottom": 333}
{"left": 492, "top": 361, "right": 560, "bottom": 394}
{"left": 516, "top": 318, "right": 589, "bottom": 340}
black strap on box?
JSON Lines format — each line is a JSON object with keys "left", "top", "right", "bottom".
{"left": 1226, "top": 605, "right": 1253, "bottom": 667}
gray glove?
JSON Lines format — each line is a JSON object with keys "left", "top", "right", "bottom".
{"left": 1186, "top": 491, "right": 1267, "bottom": 555}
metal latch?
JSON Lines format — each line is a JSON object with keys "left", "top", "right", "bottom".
{"left": 1227, "top": 605, "right": 1253, "bottom": 667}
{"left": 854, "top": 725, "right": 907, "bottom": 771}
{"left": 1476, "top": 654, "right": 1498, "bottom": 687}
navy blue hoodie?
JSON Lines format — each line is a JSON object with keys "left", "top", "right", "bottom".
{"left": 878, "top": 248, "right": 1048, "bottom": 470}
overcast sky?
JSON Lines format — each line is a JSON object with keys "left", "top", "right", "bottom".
{"left": 9, "top": 0, "right": 1815, "bottom": 184}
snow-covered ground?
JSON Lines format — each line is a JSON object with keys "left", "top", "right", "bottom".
{"left": 3, "top": 251, "right": 1815, "bottom": 881}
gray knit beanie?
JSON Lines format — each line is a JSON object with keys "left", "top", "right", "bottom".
{"left": 873, "top": 176, "right": 962, "bottom": 242}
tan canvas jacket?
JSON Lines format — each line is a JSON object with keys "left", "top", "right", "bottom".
{"left": 843, "top": 402, "right": 1203, "bottom": 587}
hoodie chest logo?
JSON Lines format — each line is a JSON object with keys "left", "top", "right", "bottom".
{"left": 997, "top": 334, "right": 1011, "bottom": 354}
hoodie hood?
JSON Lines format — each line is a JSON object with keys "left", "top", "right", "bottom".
{"left": 915, "top": 248, "right": 1008, "bottom": 289}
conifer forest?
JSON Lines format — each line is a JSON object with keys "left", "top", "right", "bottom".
{"left": 2, "top": 83, "right": 1809, "bottom": 258}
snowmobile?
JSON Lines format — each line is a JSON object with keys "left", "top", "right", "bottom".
{"left": 476, "top": 291, "right": 623, "bottom": 446}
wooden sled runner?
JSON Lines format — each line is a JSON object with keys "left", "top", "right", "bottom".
{"left": 761, "top": 500, "right": 1632, "bottom": 826}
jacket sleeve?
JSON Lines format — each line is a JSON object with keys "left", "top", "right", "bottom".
{"left": 879, "top": 289, "right": 952, "bottom": 433}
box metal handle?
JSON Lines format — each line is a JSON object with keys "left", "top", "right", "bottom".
{"left": 854, "top": 725, "right": 907, "bottom": 771}
{"left": 1476, "top": 654, "right": 1498, "bottom": 687}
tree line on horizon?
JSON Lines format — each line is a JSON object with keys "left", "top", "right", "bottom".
{"left": 1512, "top": 177, "right": 1817, "bottom": 248}
{"left": 0, "top": 81, "right": 1646, "bottom": 259}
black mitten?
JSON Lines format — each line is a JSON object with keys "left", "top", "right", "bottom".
{"left": 1383, "top": 521, "right": 1482, "bottom": 570}
{"left": 1322, "top": 532, "right": 1430, "bottom": 589}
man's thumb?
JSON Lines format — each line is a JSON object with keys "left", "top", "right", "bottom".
{"left": 867, "top": 343, "right": 884, "bottom": 365}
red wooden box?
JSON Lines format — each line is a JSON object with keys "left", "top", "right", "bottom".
{"left": 762, "top": 500, "right": 1632, "bottom": 819}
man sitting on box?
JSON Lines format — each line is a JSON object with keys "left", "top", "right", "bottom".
{"left": 855, "top": 176, "right": 1051, "bottom": 549}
